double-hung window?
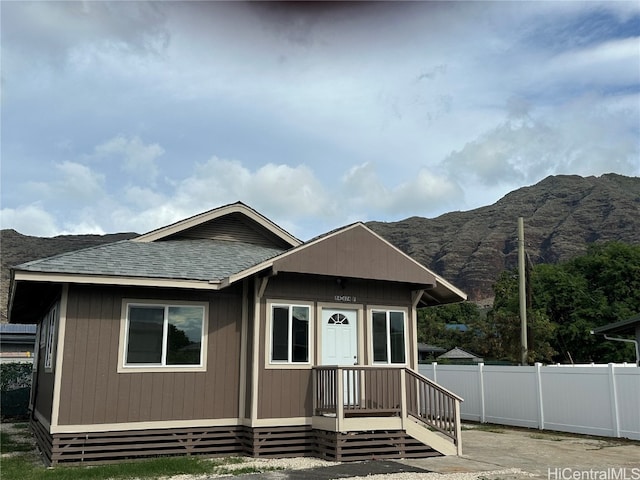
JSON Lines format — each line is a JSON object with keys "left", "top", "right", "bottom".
{"left": 122, "top": 301, "right": 207, "bottom": 370}
{"left": 270, "top": 303, "right": 311, "bottom": 364}
{"left": 372, "top": 309, "right": 406, "bottom": 364}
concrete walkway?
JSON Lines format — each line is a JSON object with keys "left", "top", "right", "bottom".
{"left": 401, "top": 425, "right": 640, "bottom": 479}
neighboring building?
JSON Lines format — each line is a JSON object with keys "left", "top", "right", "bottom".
{"left": 8, "top": 202, "right": 466, "bottom": 465}
{"left": 592, "top": 313, "right": 640, "bottom": 366}
{"left": 0, "top": 323, "right": 37, "bottom": 363}
{"left": 417, "top": 343, "right": 446, "bottom": 362}
{"left": 445, "top": 324, "right": 468, "bottom": 333}
{"left": 437, "top": 347, "right": 483, "bottom": 363}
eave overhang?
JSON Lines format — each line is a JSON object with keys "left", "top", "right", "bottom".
{"left": 12, "top": 270, "right": 222, "bottom": 291}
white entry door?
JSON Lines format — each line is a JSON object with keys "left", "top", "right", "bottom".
{"left": 321, "top": 308, "right": 358, "bottom": 366}
{"left": 321, "top": 308, "right": 358, "bottom": 406}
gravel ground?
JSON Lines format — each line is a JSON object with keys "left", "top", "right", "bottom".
{"left": 338, "top": 468, "right": 536, "bottom": 480}
{"left": 163, "top": 457, "right": 535, "bottom": 480}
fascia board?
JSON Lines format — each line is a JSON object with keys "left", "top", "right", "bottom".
{"left": 221, "top": 261, "right": 276, "bottom": 288}
{"left": 13, "top": 271, "right": 221, "bottom": 290}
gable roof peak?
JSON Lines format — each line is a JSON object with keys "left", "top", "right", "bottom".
{"left": 133, "top": 202, "right": 301, "bottom": 247}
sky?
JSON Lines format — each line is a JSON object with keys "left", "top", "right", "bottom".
{"left": 1, "top": 1, "right": 639, "bottom": 241}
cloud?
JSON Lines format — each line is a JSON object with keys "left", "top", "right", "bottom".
{"left": 176, "top": 157, "right": 333, "bottom": 219}
{"left": 441, "top": 93, "right": 640, "bottom": 188}
{"left": 1, "top": 1, "right": 638, "bottom": 240}
{"left": 0, "top": 204, "right": 60, "bottom": 237}
{"left": 92, "top": 135, "right": 164, "bottom": 181}
{"left": 2, "top": 2, "right": 168, "bottom": 68}
{"left": 542, "top": 37, "right": 640, "bottom": 91}
{"left": 342, "top": 162, "right": 463, "bottom": 218}
{"left": 25, "top": 161, "right": 106, "bottom": 202}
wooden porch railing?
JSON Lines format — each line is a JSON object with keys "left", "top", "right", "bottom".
{"left": 405, "top": 368, "right": 462, "bottom": 442}
{"left": 315, "top": 366, "right": 403, "bottom": 416}
{"left": 313, "top": 366, "right": 463, "bottom": 454}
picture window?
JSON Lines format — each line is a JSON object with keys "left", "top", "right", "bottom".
{"left": 124, "top": 303, "right": 205, "bottom": 368}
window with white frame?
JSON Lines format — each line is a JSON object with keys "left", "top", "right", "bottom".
{"left": 270, "top": 304, "right": 310, "bottom": 364}
{"left": 372, "top": 309, "right": 406, "bottom": 364}
{"left": 44, "top": 302, "right": 59, "bottom": 371}
{"left": 124, "top": 302, "right": 206, "bottom": 368}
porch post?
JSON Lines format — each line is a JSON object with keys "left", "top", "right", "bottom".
{"left": 400, "top": 368, "right": 408, "bottom": 430}
{"left": 336, "top": 367, "right": 344, "bottom": 432}
{"left": 455, "top": 400, "right": 463, "bottom": 455}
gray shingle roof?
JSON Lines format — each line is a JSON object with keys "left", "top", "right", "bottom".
{"left": 15, "top": 239, "right": 286, "bottom": 282}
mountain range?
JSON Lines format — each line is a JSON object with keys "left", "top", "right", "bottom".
{"left": 2, "top": 173, "right": 639, "bottom": 322}
{"left": 367, "top": 173, "right": 640, "bottom": 302}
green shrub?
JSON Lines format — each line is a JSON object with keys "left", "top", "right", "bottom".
{"left": 1, "top": 362, "right": 33, "bottom": 392}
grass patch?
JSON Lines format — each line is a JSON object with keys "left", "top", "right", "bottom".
{"left": 1, "top": 430, "right": 34, "bottom": 453}
{"left": 463, "top": 423, "right": 506, "bottom": 434}
{"left": 214, "top": 465, "right": 283, "bottom": 475}
{"left": 529, "top": 433, "right": 564, "bottom": 441}
{"left": 0, "top": 424, "right": 286, "bottom": 480}
{"left": 0, "top": 455, "right": 265, "bottom": 480}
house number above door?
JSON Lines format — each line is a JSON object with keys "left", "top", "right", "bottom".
{"left": 334, "top": 295, "right": 357, "bottom": 302}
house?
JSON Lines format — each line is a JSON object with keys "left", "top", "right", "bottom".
{"left": 8, "top": 202, "right": 466, "bottom": 465}
{"left": 0, "top": 323, "right": 37, "bottom": 363}
{"left": 592, "top": 313, "right": 640, "bottom": 366}
{"left": 417, "top": 343, "right": 446, "bottom": 362}
{"left": 437, "top": 347, "right": 483, "bottom": 364}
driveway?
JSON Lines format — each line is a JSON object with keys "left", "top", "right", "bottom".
{"left": 399, "top": 424, "right": 640, "bottom": 479}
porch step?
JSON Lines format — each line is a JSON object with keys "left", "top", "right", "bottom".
{"left": 405, "top": 419, "right": 459, "bottom": 456}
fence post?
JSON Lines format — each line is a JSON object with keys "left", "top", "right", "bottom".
{"left": 478, "top": 362, "right": 485, "bottom": 423}
{"left": 535, "top": 362, "right": 545, "bottom": 430}
{"left": 608, "top": 363, "right": 620, "bottom": 438}
{"left": 432, "top": 362, "right": 437, "bottom": 383}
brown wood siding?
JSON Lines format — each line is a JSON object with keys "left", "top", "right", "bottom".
{"left": 258, "top": 368, "right": 313, "bottom": 419}
{"left": 256, "top": 274, "right": 416, "bottom": 419}
{"left": 57, "top": 285, "right": 243, "bottom": 426}
{"left": 166, "top": 212, "right": 291, "bottom": 248}
{"left": 274, "top": 225, "right": 436, "bottom": 285}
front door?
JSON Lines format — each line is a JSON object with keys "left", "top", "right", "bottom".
{"left": 321, "top": 308, "right": 358, "bottom": 365}
{"left": 321, "top": 308, "right": 358, "bottom": 406}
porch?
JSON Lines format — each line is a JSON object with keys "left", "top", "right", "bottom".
{"left": 312, "top": 366, "right": 463, "bottom": 457}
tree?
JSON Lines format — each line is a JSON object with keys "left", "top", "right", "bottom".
{"left": 490, "top": 242, "right": 640, "bottom": 364}
{"left": 483, "top": 270, "right": 556, "bottom": 364}
{"left": 419, "top": 242, "right": 640, "bottom": 364}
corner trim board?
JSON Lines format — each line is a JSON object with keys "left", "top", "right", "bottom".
{"left": 50, "top": 284, "right": 68, "bottom": 429}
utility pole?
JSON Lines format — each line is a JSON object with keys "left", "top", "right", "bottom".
{"left": 518, "top": 217, "right": 528, "bottom": 365}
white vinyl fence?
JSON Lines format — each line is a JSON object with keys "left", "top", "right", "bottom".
{"left": 418, "top": 363, "right": 640, "bottom": 440}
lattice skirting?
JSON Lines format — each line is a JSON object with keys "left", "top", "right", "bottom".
{"left": 314, "top": 429, "right": 440, "bottom": 462}
{"left": 29, "top": 417, "right": 441, "bottom": 465}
